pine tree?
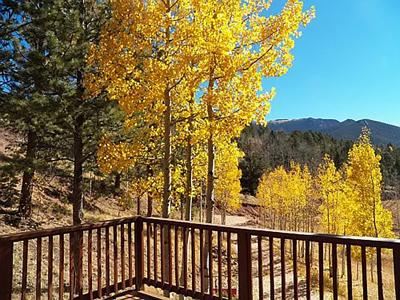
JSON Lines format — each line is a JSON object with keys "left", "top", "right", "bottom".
{"left": 0, "top": 0, "right": 64, "bottom": 217}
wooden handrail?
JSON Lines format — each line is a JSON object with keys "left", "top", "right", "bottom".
{"left": 0, "top": 216, "right": 138, "bottom": 242}
{"left": 1, "top": 215, "right": 400, "bottom": 247}
{"left": 144, "top": 217, "right": 400, "bottom": 248}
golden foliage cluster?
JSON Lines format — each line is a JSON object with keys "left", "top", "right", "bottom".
{"left": 257, "top": 129, "right": 394, "bottom": 239}
{"left": 85, "top": 0, "right": 315, "bottom": 213}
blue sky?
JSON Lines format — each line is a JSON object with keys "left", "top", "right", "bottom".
{"left": 264, "top": 0, "right": 400, "bottom": 126}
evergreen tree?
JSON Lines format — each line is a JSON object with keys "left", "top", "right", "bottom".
{"left": 0, "top": 0, "right": 62, "bottom": 217}
{"left": 0, "top": 0, "right": 122, "bottom": 226}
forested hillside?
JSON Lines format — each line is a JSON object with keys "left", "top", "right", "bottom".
{"left": 239, "top": 123, "right": 400, "bottom": 197}
{"left": 269, "top": 118, "right": 400, "bottom": 146}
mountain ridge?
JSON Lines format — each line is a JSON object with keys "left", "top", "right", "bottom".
{"left": 268, "top": 118, "right": 400, "bottom": 147}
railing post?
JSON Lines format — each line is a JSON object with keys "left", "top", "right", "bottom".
{"left": 393, "top": 245, "right": 400, "bottom": 299}
{"left": 135, "top": 217, "right": 144, "bottom": 291}
{"left": 238, "top": 231, "right": 252, "bottom": 300}
{"left": 0, "top": 239, "right": 13, "bottom": 300}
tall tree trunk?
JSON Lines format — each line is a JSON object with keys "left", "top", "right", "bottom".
{"left": 204, "top": 76, "right": 216, "bottom": 292}
{"left": 184, "top": 139, "right": 193, "bottom": 221}
{"left": 179, "top": 134, "right": 193, "bottom": 299}
{"left": 184, "top": 95, "right": 194, "bottom": 222}
{"left": 137, "top": 196, "right": 141, "bottom": 215}
{"left": 161, "top": 89, "right": 172, "bottom": 201}
{"left": 19, "top": 128, "right": 37, "bottom": 218}
{"left": 71, "top": 69, "right": 85, "bottom": 297}
{"left": 72, "top": 111, "right": 84, "bottom": 223}
{"left": 114, "top": 172, "right": 121, "bottom": 194}
{"left": 161, "top": 80, "right": 172, "bottom": 296}
{"left": 206, "top": 127, "right": 215, "bottom": 224}
{"left": 147, "top": 193, "right": 153, "bottom": 217}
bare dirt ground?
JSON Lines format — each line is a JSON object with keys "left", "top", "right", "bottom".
{"left": 383, "top": 199, "right": 400, "bottom": 234}
{"left": 212, "top": 214, "right": 249, "bottom": 226}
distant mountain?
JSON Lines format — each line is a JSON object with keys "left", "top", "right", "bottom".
{"left": 268, "top": 118, "right": 400, "bottom": 147}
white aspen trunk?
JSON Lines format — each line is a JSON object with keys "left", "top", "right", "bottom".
{"left": 200, "top": 192, "right": 203, "bottom": 222}
{"left": 179, "top": 111, "right": 194, "bottom": 300}
{"left": 204, "top": 74, "right": 216, "bottom": 293}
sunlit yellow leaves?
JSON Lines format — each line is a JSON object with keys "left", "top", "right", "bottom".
{"left": 317, "top": 155, "right": 350, "bottom": 235}
{"left": 215, "top": 142, "right": 243, "bottom": 212}
{"left": 257, "top": 129, "right": 394, "bottom": 239}
{"left": 345, "top": 128, "right": 393, "bottom": 238}
{"left": 257, "top": 161, "right": 316, "bottom": 231}
{"left": 86, "top": 0, "right": 315, "bottom": 212}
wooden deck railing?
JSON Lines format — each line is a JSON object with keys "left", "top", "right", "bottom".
{"left": 1, "top": 216, "right": 400, "bottom": 299}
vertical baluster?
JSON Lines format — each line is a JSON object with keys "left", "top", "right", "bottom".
{"left": 305, "top": 241, "right": 311, "bottom": 300}
{"left": 87, "top": 230, "right": 93, "bottom": 300}
{"left": 191, "top": 227, "right": 196, "bottom": 294}
{"left": 280, "top": 238, "right": 285, "bottom": 300}
{"left": 332, "top": 243, "right": 338, "bottom": 300}
{"left": 208, "top": 229, "right": 213, "bottom": 297}
{"left": 183, "top": 227, "right": 188, "bottom": 292}
{"left": 238, "top": 232, "right": 252, "bottom": 300}
{"left": 154, "top": 223, "right": 158, "bottom": 283}
{"left": 113, "top": 225, "right": 118, "bottom": 292}
{"left": 318, "top": 242, "right": 324, "bottom": 299}
{"left": 105, "top": 226, "right": 110, "bottom": 295}
{"left": 258, "top": 236, "right": 263, "bottom": 300}
{"left": 160, "top": 224, "right": 164, "bottom": 285}
{"left": 96, "top": 229, "right": 102, "bottom": 299}
{"left": 134, "top": 217, "right": 144, "bottom": 291}
{"left": 69, "top": 234, "right": 74, "bottom": 300}
{"left": 376, "top": 247, "right": 383, "bottom": 300}
{"left": 293, "top": 239, "right": 298, "bottom": 300}
{"left": 200, "top": 229, "right": 204, "bottom": 296}
{"left": 346, "top": 244, "right": 352, "bottom": 300}
{"left": 0, "top": 240, "right": 13, "bottom": 300}
{"left": 227, "top": 232, "right": 232, "bottom": 300}
{"left": 361, "top": 246, "right": 367, "bottom": 300}
{"left": 392, "top": 246, "right": 400, "bottom": 300}
{"left": 22, "top": 240, "right": 28, "bottom": 300}
{"left": 37, "top": 237, "right": 42, "bottom": 300}
{"left": 217, "top": 231, "right": 222, "bottom": 299}
{"left": 121, "top": 224, "right": 125, "bottom": 289}
{"left": 59, "top": 235, "right": 64, "bottom": 299}
{"left": 269, "top": 237, "right": 274, "bottom": 300}
{"left": 48, "top": 236, "right": 53, "bottom": 300}
{"left": 74, "top": 232, "right": 83, "bottom": 299}
{"left": 128, "top": 223, "right": 133, "bottom": 287}
{"left": 175, "top": 225, "right": 179, "bottom": 287}
{"left": 146, "top": 222, "right": 151, "bottom": 280}
{"left": 168, "top": 225, "right": 172, "bottom": 289}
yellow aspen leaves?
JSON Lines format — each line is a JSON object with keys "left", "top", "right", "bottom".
{"left": 86, "top": 0, "right": 315, "bottom": 213}
{"left": 345, "top": 128, "right": 393, "bottom": 238}
{"left": 257, "top": 128, "right": 393, "bottom": 238}
{"left": 215, "top": 141, "right": 243, "bottom": 223}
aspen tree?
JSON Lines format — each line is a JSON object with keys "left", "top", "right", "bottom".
{"left": 345, "top": 128, "right": 393, "bottom": 238}
{"left": 195, "top": 0, "right": 315, "bottom": 225}
{"left": 317, "top": 155, "right": 345, "bottom": 235}
{"left": 215, "top": 141, "right": 243, "bottom": 225}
